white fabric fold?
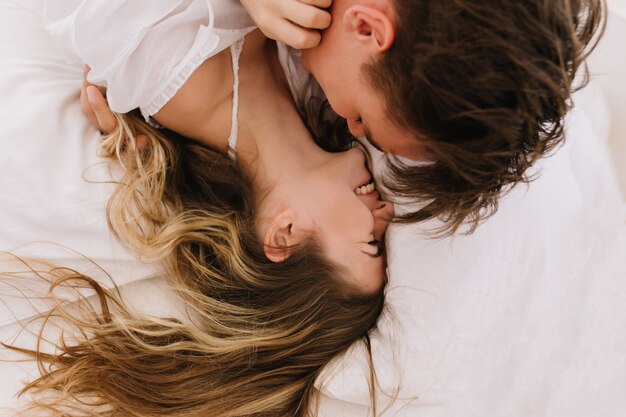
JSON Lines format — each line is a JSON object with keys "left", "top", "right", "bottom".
{"left": 39, "top": 0, "right": 255, "bottom": 120}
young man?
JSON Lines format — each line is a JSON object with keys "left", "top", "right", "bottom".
{"left": 83, "top": 0, "right": 604, "bottom": 234}
{"left": 242, "top": 0, "right": 605, "bottom": 233}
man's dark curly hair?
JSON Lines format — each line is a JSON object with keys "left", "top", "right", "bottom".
{"left": 365, "top": 0, "right": 605, "bottom": 234}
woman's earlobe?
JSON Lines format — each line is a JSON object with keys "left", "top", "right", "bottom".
{"left": 264, "top": 210, "right": 297, "bottom": 262}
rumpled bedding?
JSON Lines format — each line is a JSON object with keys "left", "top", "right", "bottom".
{"left": 1, "top": 1, "right": 625, "bottom": 416}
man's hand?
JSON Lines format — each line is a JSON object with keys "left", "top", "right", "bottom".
{"left": 240, "top": 0, "right": 331, "bottom": 49}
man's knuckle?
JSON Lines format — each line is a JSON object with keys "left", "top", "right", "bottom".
{"left": 309, "top": 31, "right": 321, "bottom": 47}
{"left": 297, "top": 33, "right": 314, "bottom": 48}
{"left": 296, "top": 32, "right": 319, "bottom": 49}
{"left": 319, "top": 12, "right": 331, "bottom": 28}
{"left": 303, "top": 10, "right": 320, "bottom": 27}
{"left": 307, "top": 0, "right": 332, "bottom": 8}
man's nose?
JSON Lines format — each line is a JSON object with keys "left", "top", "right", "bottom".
{"left": 346, "top": 118, "right": 365, "bottom": 138}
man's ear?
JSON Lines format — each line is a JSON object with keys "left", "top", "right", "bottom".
{"left": 263, "top": 210, "right": 298, "bottom": 263}
{"left": 343, "top": 5, "right": 396, "bottom": 52}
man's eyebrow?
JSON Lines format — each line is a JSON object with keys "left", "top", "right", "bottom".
{"left": 364, "top": 126, "right": 384, "bottom": 153}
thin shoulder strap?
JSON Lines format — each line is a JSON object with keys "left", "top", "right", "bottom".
{"left": 227, "top": 38, "right": 244, "bottom": 160}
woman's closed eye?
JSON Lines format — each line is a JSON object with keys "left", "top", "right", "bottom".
{"left": 362, "top": 239, "right": 384, "bottom": 258}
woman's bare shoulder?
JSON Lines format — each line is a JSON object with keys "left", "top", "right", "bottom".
{"left": 153, "top": 48, "right": 234, "bottom": 147}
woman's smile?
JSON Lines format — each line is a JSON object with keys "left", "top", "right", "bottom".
{"left": 354, "top": 177, "right": 376, "bottom": 195}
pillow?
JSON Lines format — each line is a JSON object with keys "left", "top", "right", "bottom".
{"left": 1, "top": 2, "right": 625, "bottom": 417}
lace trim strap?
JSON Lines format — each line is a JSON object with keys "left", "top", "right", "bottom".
{"left": 227, "top": 37, "right": 244, "bottom": 160}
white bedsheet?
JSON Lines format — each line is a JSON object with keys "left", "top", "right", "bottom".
{"left": 1, "top": 1, "right": 625, "bottom": 416}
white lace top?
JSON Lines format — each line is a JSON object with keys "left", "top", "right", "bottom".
{"left": 30, "top": 0, "right": 319, "bottom": 157}
{"left": 35, "top": 0, "right": 256, "bottom": 123}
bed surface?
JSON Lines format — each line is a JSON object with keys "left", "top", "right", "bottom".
{"left": 1, "top": 1, "right": 625, "bottom": 416}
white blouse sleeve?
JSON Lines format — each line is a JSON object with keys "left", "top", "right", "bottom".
{"left": 41, "top": 0, "right": 255, "bottom": 120}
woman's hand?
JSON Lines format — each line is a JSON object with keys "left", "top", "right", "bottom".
{"left": 81, "top": 66, "right": 149, "bottom": 148}
{"left": 80, "top": 66, "right": 118, "bottom": 134}
{"left": 240, "top": 0, "right": 332, "bottom": 49}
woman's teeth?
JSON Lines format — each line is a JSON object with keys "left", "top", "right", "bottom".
{"left": 355, "top": 180, "right": 376, "bottom": 195}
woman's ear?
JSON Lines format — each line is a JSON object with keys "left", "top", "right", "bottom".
{"left": 343, "top": 4, "right": 396, "bottom": 52}
{"left": 264, "top": 210, "right": 298, "bottom": 263}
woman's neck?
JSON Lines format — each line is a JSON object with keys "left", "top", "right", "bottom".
{"left": 234, "top": 32, "right": 327, "bottom": 191}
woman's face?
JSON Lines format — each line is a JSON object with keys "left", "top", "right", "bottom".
{"left": 264, "top": 147, "right": 392, "bottom": 294}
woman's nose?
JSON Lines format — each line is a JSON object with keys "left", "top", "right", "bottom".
{"left": 372, "top": 201, "right": 394, "bottom": 240}
{"left": 327, "top": 146, "right": 367, "bottom": 172}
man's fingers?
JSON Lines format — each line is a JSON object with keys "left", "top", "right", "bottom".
{"left": 288, "top": 27, "right": 322, "bottom": 49}
{"left": 86, "top": 85, "right": 118, "bottom": 134}
{"left": 283, "top": 1, "right": 331, "bottom": 30}
{"left": 298, "top": 0, "right": 332, "bottom": 9}
{"left": 270, "top": 20, "right": 322, "bottom": 49}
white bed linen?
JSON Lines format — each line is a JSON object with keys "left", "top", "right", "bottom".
{"left": 0, "top": 6, "right": 158, "bottom": 291}
{"left": 320, "top": 91, "right": 626, "bottom": 416}
{"left": 1, "top": 1, "right": 625, "bottom": 416}
{"left": 0, "top": 3, "right": 165, "bottom": 412}
{"left": 317, "top": 5, "right": 626, "bottom": 415}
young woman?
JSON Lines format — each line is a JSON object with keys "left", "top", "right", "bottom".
{"left": 7, "top": 1, "right": 393, "bottom": 416}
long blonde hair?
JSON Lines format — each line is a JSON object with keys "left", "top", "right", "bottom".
{"left": 8, "top": 113, "right": 384, "bottom": 416}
